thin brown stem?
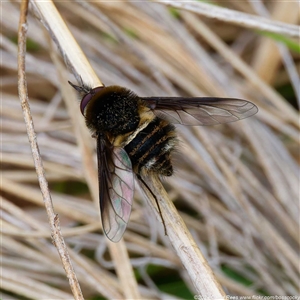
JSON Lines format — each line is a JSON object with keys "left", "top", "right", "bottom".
{"left": 17, "top": 1, "right": 83, "bottom": 299}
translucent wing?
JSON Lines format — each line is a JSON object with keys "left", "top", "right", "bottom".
{"left": 142, "top": 97, "right": 258, "bottom": 126}
{"left": 97, "top": 135, "right": 134, "bottom": 242}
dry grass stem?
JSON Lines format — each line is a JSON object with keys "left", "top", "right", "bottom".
{"left": 16, "top": 0, "right": 83, "bottom": 299}
{"left": 159, "top": 1, "right": 300, "bottom": 38}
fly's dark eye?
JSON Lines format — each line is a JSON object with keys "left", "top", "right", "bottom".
{"left": 80, "top": 93, "right": 93, "bottom": 115}
{"left": 80, "top": 86, "right": 105, "bottom": 116}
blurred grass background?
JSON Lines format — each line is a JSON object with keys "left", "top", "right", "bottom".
{"left": 1, "top": 1, "right": 299, "bottom": 299}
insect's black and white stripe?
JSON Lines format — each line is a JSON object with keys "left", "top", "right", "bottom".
{"left": 124, "top": 117, "right": 176, "bottom": 176}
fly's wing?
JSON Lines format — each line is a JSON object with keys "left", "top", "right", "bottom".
{"left": 142, "top": 97, "right": 258, "bottom": 126}
{"left": 97, "top": 135, "right": 134, "bottom": 242}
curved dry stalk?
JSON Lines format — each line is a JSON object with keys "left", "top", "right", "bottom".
{"left": 17, "top": 1, "right": 83, "bottom": 299}
{"left": 30, "top": 1, "right": 100, "bottom": 88}
{"left": 156, "top": 0, "right": 300, "bottom": 38}
{"left": 141, "top": 175, "right": 227, "bottom": 298}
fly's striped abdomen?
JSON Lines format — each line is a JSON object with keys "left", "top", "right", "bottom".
{"left": 124, "top": 117, "right": 177, "bottom": 176}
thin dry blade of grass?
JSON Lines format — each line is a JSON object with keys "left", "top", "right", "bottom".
{"left": 158, "top": 0, "right": 300, "bottom": 38}
{"left": 16, "top": 0, "right": 83, "bottom": 298}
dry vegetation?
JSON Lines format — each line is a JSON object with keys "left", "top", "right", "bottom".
{"left": 1, "top": 1, "right": 299, "bottom": 299}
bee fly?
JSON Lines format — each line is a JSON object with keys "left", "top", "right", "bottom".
{"left": 69, "top": 81, "right": 258, "bottom": 242}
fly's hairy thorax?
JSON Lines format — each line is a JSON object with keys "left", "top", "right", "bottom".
{"left": 84, "top": 86, "right": 141, "bottom": 137}
{"left": 84, "top": 86, "right": 177, "bottom": 176}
